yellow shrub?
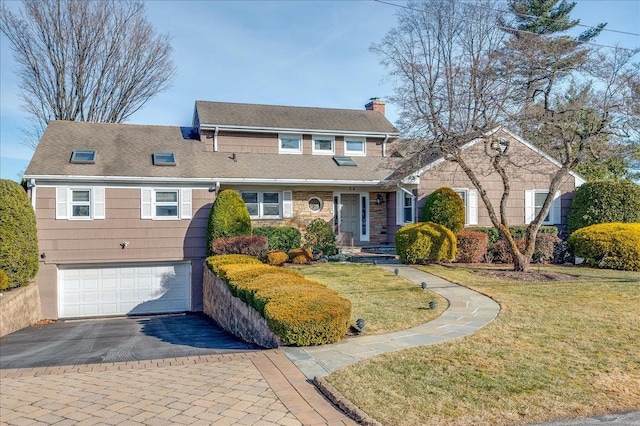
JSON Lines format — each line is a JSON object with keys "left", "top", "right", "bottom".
{"left": 395, "top": 222, "right": 457, "bottom": 264}
{"left": 288, "top": 248, "right": 313, "bottom": 265}
{"left": 0, "top": 270, "right": 8, "bottom": 290}
{"left": 267, "top": 250, "right": 288, "bottom": 266}
{"left": 207, "top": 254, "right": 261, "bottom": 275}
{"left": 569, "top": 223, "right": 640, "bottom": 271}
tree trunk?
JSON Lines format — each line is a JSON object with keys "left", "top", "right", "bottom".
{"left": 513, "top": 252, "right": 530, "bottom": 272}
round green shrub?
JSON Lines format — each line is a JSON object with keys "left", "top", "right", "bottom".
{"left": 568, "top": 180, "right": 640, "bottom": 234}
{"left": 0, "top": 179, "right": 39, "bottom": 289}
{"left": 568, "top": 223, "right": 640, "bottom": 271}
{"left": 206, "top": 190, "right": 252, "bottom": 257}
{"left": 395, "top": 222, "right": 457, "bottom": 264}
{"left": 253, "top": 226, "right": 301, "bottom": 252}
{"left": 303, "top": 218, "right": 338, "bottom": 256}
{"left": 421, "top": 187, "right": 465, "bottom": 233}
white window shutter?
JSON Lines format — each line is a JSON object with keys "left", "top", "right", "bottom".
{"left": 180, "top": 188, "right": 192, "bottom": 219}
{"left": 551, "top": 191, "right": 561, "bottom": 224}
{"left": 56, "top": 187, "right": 69, "bottom": 220}
{"left": 468, "top": 189, "right": 478, "bottom": 225}
{"left": 93, "top": 187, "right": 105, "bottom": 219}
{"left": 524, "top": 190, "right": 535, "bottom": 224}
{"left": 141, "top": 188, "right": 153, "bottom": 219}
{"left": 282, "top": 191, "right": 293, "bottom": 218}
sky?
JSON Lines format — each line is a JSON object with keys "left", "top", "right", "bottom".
{"left": 1, "top": 0, "right": 639, "bottom": 182}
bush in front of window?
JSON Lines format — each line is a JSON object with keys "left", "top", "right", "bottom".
{"left": 266, "top": 250, "right": 288, "bottom": 266}
{"left": 455, "top": 230, "right": 488, "bottom": 263}
{"left": 253, "top": 226, "right": 301, "bottom": 252}
{"left": 206, "top": 190, "right": 252, "bottom": 256}
{"left": 567, "top": 180, "right": 640, "bottom": 234}
{"left": 532, "top": 234, "right": 562, "bottom": 264}
{"left": 468, "top": 225, "right": 558, "bottom": 246}
{"left": 395, "top": 222, "right": 457, "bottom": 264}
{"left": 490, "top": 238, "right": 526, "bottom": 263}
{"left": 421, "top": 187, "right": 465, "bottom": 233}
{"left": 209, "top": 235, "right": 268, "bottom": 260}
{"left": 0, "top": 179, "right": 39, "bottom": 290}
{"left": 303, "top": 218, "right": 338, "bottom": 256}
{"left": 568, "top": 223, "right": 640, "bottom": 271}
{"left": 208, "top": 256, "right": 351, "bottom": 345}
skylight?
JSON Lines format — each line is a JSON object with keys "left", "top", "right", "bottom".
{"left": 70, "top": 150, "right": 96, "bottom": 164}
{"left": 333, "top": 156, "right": 357, "bottom": 167}
{"left": 153, "top": 152, "right": 176, "bottom": 166}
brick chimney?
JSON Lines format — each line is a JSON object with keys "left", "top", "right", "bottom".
{"left": 365, "top": 97, "right": 386, "bottom": 116}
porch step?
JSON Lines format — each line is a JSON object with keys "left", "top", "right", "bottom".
{"left": 360, "top": 245, "right": 397, "bottom": 255}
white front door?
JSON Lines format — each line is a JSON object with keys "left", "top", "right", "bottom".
{"left": 58, "top": 263, "right": 191, "bottom": 318}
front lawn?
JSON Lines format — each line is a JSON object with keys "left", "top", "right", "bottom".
{"left": 291, "top": 263, "right": 447, "bottom": 334}
{"left": 324, "top": 265, "right": 640, "bottom": 426}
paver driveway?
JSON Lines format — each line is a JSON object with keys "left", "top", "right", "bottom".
{"left": 0, "top": 313, "right": 259, "bottom": 369}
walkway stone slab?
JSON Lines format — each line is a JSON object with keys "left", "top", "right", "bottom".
{"left": 284, "top": 265, "right": 501, "bottom": 379}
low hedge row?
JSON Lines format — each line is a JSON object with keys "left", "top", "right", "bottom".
{"left": 467, "top": 225, "right": 558, "bottom": 246}
{"left": 568, "top": 223, "right": 640, "bottom": 271}
{"left": 455, "top": 230, "right": 489, "bottom": 263}
{"left": 253, "top": 226, "right": 302, "bottom": 253}
{"left": 206, "top": 255, "right": 351, "bottom": 345}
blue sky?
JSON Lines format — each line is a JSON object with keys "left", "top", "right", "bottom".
{"left": 1, "top": 0, "right": 639, "bottom": 182}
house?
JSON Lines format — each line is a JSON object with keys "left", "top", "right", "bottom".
{"left": 23, "top": 99, "right": 583, "bottom": 320}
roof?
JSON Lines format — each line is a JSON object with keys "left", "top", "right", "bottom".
{"left": 24, "top": 121, "right": 401, "bottom": 184}
{"left": 195, "top": 100, "right": 399, "bottom": 135}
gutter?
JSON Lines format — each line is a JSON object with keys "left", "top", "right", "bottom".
{"left": 200, "top": 123, "right": 399, "bottom": 139}
{"left": 213, "top": 126, "right": 219, "bottom": 152}
{"left": 382, "top": 134, "right": 389, "bottom": 157}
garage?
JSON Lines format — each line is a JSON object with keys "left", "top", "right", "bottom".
{"left": 58, "top": 263, "right": 191, "bottom": 318}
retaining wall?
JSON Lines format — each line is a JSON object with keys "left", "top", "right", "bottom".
{"left": 202, "top": 266, "right": 281, "bottom": 348}
{"left": 0, "top": 284, "right": 41, "bottom": 337}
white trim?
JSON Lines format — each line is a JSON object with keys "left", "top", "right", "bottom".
{"left": 344, "top": 137, "right": 366, "bottom": 156}
{"left": 199, "top": 123, "right": 399, "bottom": 138}
{"left": 56, "top": 187, "right": 69, "bottom": 220}
{"left": 312, "top": 135, "right": 335, "bottom": 155}
{"left": 240, "top": 190, "right": 284, "bottom": 219}
{"left": 140, "top": 188, "right": 192, "bottom": 220}
{"left": 283, "top": 191, "right": 293, "bottom": 218}
{"left": 525, "top": 189, "right": 561, "bottom": 225}
{"left": 396, "top": 187, "right": 415, "bottom": 226}
{"left": 279, "top": 133, "right": 303, "bottom": 154}
{"left": 468, "top": 188, "right": 478, "bottom": 225}
{"left": 153, "top": 189, "right": 181, "bottom": 220}
{"left": 141, "top": 188, "right": 153, "bottom": 219}
{"left": 93, "top": 187, "right": 106, "bottom": 220}
{"left": 56, "top": 187, "right": 105, "bottom": 220}
{"left": 180, "top": 188, "right": 192, "bottom": 219}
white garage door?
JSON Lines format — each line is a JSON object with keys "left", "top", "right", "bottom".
{"left": 59, "top": 263, "right": 191, "bottom": 318}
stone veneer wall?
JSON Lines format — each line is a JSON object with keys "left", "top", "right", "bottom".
{"left": 202, "top": 266, "right": 281, "bottom": 348}
{"left": 0, "top": 284, "right": 41, "bottom": 337}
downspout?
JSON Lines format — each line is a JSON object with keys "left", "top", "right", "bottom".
{"left": 382, "top": 134, "right": 389, "bottom": 157}
{"left": 214, "top": 126, "right": 219, "bottom": 152}
{"left": 27, "top": 178, "right": 36, "bottom": 210}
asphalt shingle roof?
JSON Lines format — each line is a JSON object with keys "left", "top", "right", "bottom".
{"left": 195, "top": 101, "right": 399, "bottom": 134}
{"left": 25, "top": 121, "right": 401, "bottom": 183}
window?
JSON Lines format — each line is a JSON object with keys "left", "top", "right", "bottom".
{"left": 242, "top": 191, "right": 281, "bottom": 218}
{"left": 155, "top": 191, "right": 179, "bottom": 217}
{"left": 525, "top": 190, "right": 560, "bottom": 225}
{"left": 403, "top": 192, "right": 413, "bottom": 223}
{"left": 56, "top": 187, "right": 105, "bottom": 220}
{"left": 308, "top": 197, "right": 323, "bottom": 212}
{"left": 396, "top": 190, "right": 415, "bottom": 225}
{"left": 140, "top": 188, "right": 191, "bottom": 220}
{"left": 344, "top": 138, "right": 365, "bottom": 156}
{"left": 70, "top": 150, "right": 96, "bottom": 164}
{"left": 153, "top": 152, "right": 176, "bottom": 166}
{"left": 333, "top": 156, "right": 357, "bottom": 166}
{"left": 454, "top": 189, "right": 478, "bottom": 226}
{"left": 279, "top": 134, "right": 302, "bottom": 154}
{"left": 312, "top": 135, "right": 334, "bottom": 155}
{"left": 71, "top": 190, "right": 91, "bottom": 218}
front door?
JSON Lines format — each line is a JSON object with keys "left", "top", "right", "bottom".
{"left": 339, "top": 194, "right": 360, "bottom": 245}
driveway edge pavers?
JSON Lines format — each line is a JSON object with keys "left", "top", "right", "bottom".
{"left": 284, "top": 264, "right": 501, "bottom": 379}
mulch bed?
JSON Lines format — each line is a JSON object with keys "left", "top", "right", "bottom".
{"left": 473, "top": 268, "right": 577, "bottom": 282}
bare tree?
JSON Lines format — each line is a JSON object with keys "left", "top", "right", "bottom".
{"left": 0, "top": 0, "right": 176, "bottom": 148}
{"left": 374, "top": 0, "right": 639, "bottom": 271}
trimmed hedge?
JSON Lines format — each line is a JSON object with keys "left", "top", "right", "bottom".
{"left": 568, "top": 180, "right": 640, "bottom": 234}
{"left": 207, "top": 256, "right": 351, "bottom": 345}
{"left": 568, "top": 223, "right": 640, "bottom": 271}
{"left": 253, "top": 226, "right": 301, "bottom": 253}
{"left": 468, "top": 225, "right": 559, "bottom": 247}
{"left": 421, "top": 187, "right": 465, "bottom": 233}
{"left": 288, "top": 248, "right": 313, "bottom": 265}
{"left": 266, "top": 250, "right": 288, "bottom": 266}
{"left": 395, "top": 222, "right": 457, "bottom": 264}
{"left": 491, "top": 234, "right": 563, "bottom": 264}
{"left": 303, "top": 218, "right": 338, "bottom": 256}
{"left": 0, "top": 270, "right": 8, "bottom": 291}
{"left": 206, "top": 190, "right": 252, "bottom": 257}
{"left": 210, "top": 235, "right": 268, "bottom": 259}
{"left": 455, "top": 230, "right": 489, "bottom": 263}
{"left": 0, "top": 179, "right": 38, "bottom": 289}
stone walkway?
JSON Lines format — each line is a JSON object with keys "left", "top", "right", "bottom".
{"left": 284, "top": 264, "right": 501, "bottom": 379}
{"left": 0, "top": 351, "right": 357, "bottom": 426}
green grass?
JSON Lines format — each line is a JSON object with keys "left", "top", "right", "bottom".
{"left": 290, "top": 263, "right": 447, "bottom": 334}
{"left": 324, "top": 265, "right": 640, "bottom": 426}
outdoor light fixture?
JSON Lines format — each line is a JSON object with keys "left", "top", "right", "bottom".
{"left": 40, "top": 252, "right": 46, "bottom": 260}
{"left": 376, "top": 193, "right": 385, "bottom": 205}
{"left": 394, "top": 268, "right": 399, "bottom": 276}
{"left": 356, "top": 318, "right": 366, "bottom": 334}
{"left": 421, "top": 281, "right": 427, "bottom": 290}
{"left": 429, "top": 300, "right": 437, "bottom": 309}
{"left": 120, "top": 241, "right": 130, "bottom": 249}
